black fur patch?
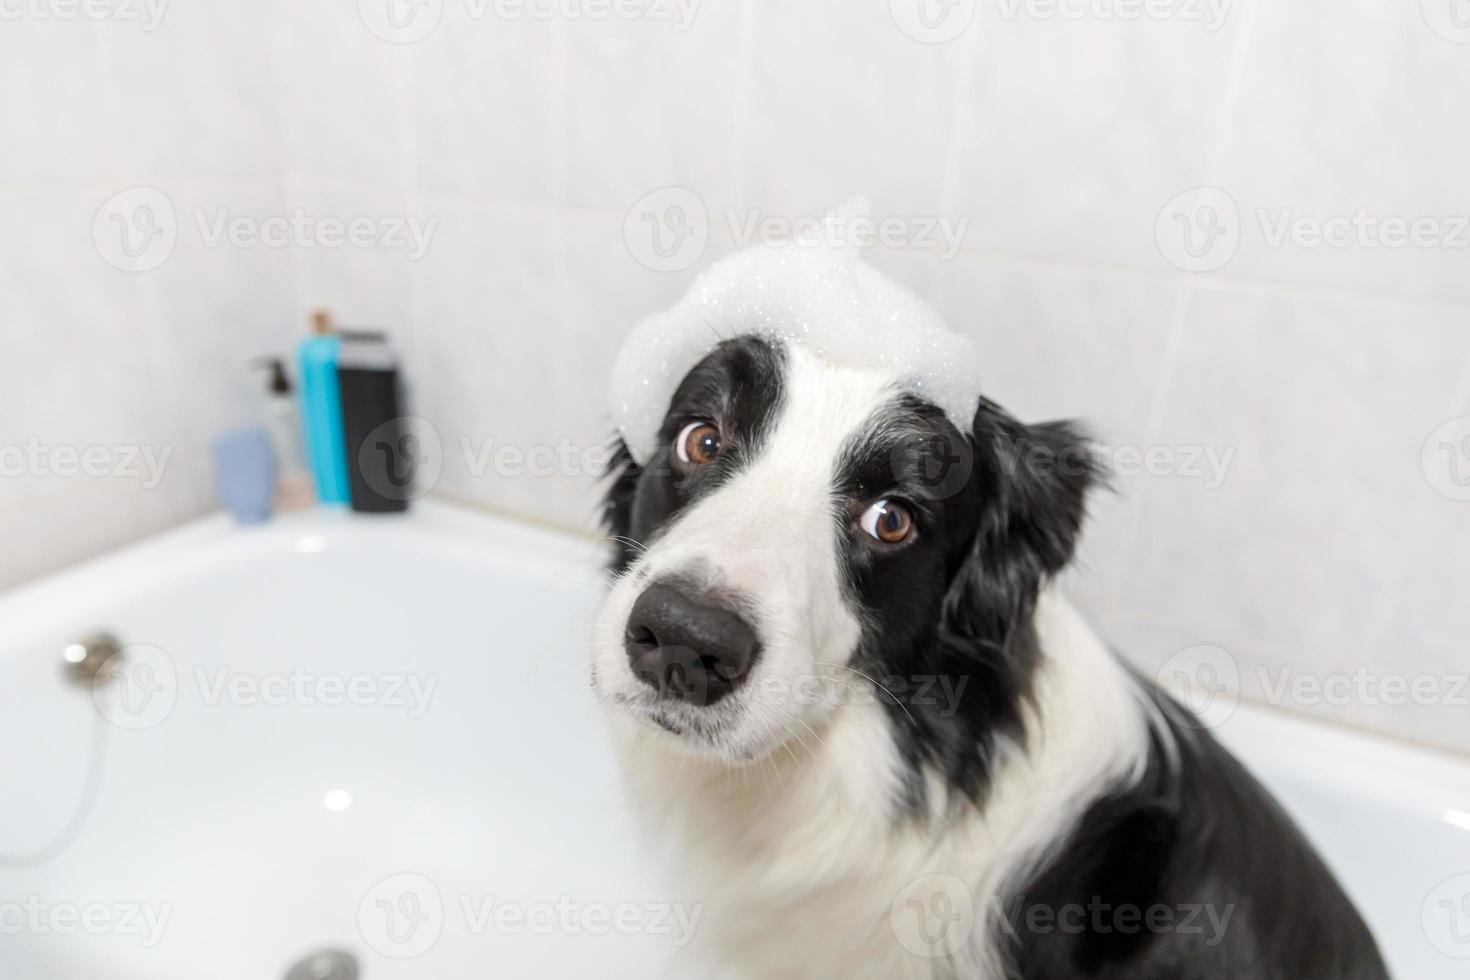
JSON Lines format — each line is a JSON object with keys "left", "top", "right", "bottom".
{"left": 997, "top": 687, "right": 1390, "bottom": 979}
{"left": 830, "top": 395, "right": 1100, "bottom": 812}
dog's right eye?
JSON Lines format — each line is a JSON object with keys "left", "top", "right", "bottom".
{"left": 676, "top": 421, "right": 722, "bottom": 465}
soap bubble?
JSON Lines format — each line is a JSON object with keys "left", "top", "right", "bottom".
{"left": 609, "top": 199, "right": 983, "bottom": 465}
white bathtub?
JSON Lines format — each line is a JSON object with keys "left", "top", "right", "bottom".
{"left": 1, "top": 502, "right": 1466, "bottom": 979}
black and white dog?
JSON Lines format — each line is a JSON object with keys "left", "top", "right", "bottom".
{"left": 591, "top": 323, "right": 1388, "bottom": 977}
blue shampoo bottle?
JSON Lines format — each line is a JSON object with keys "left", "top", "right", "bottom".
{"left": 298, "top": 311, "right": 350, "bottom": 504}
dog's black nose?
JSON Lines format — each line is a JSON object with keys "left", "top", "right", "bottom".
{"left": 625, "top": 583, "right": 759, "bottom": 706}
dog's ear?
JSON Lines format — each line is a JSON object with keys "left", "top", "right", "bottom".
{"left": 600, "top": 435, "right": 643, "bottom": 572}
{"left": 942, "top": 399, "right": 1099, "bottom": 644}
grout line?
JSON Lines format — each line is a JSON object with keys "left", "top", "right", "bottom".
{"left": 550, "top": 17, "right": 569, "bottom": 212}
{"left": 728, "top": 0, "right": 756, "bottom": 211}
{"left": 1099, "top": 281, "right": 1193, "bottom": 614}
{"left": 929, "top": 16, "right": 982, "bottom": 308}
{"left": 1359, "top": 338, "right": 1470, "bottom": 646}
{"left": 1201, "top": 0, "right": 1258, "bottom": 168}
{"left": 90, "top": 17, "right": 190, "bottom": 520}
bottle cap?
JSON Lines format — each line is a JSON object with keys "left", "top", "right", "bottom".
{"left": 251, "top": 356, "right": 292, "bottom": 395}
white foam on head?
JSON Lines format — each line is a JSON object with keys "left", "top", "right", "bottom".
{"left": 609, "top": 199, "right": 984, "bottom": 465}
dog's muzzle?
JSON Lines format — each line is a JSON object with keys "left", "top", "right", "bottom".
{"left": 624, "top": 581, "right": 760, "bottom": 707}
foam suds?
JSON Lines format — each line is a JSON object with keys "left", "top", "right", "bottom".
{"left": 609, "top": 199, "right": 983, "bottom": 465}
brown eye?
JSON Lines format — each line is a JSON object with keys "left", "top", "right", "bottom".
{"left": 859, "top": 499, "right": 914, "bottom": 544}
{"left": 676, "top": 421, "right": 721, "bottom": 465}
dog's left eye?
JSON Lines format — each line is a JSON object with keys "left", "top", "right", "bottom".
{"left": 858, "top": 499, "right": 915, "bottom": 544}
{"left": 676, "top": 421, "right": 722, "bottom": 465}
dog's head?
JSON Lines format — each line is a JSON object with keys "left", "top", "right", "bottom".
{"left": 592, "top": 333, "right": 1097, "bottom": 785}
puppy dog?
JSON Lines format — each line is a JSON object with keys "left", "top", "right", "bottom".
{"left": 589, "top": 331, "right": 1389, "bottom": 980}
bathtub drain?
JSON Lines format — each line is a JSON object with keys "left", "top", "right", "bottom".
{"left": 282, "top": 948, "right": 358, "bottom": 980}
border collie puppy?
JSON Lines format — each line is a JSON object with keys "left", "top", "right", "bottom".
{"left": 590, "top": 246, "right": 1387, "bottom": 980}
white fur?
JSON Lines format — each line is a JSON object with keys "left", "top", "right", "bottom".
{"left": 592, "top": 350, "right": 1154, "bottom": 978}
